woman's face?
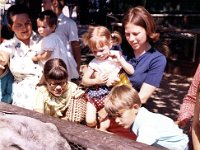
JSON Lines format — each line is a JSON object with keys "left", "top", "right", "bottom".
{"left": 46, "top": 79, "right": 67, "bottom": 97}
{"left": 37, "top": 20, "right": 55, "bottom": 37}
{"left": 10, "top": 13, "right": 32, "bottom": 44}
{"left": 125, "top": 23, "right": 148, "bottom": 51}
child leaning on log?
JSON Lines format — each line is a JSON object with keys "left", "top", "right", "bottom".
{"left": 33, "top": 58, "right": 86, "bottom": 123}
{"left": 104, "top": 84, "right": 189, "bottom": 150}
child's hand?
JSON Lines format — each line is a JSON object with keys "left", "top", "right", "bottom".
{"left": 106, "top": 75, "right": 120, "bottom": 87}
{"left": 0, "top": 51, "right": 9, "bottom": 69}
{"left": 98, "top": 108, "right": 108, "bottom": 122}
{"left": 96, "top": 72, "right": 108, "bottom": 85}
{"left": 98, "top": 108, "right": 110, "bottom": 132}
{"left": 32, "top": 55, "right": 38, "bottom": 62}
{"left": 0, "top": 65, "right": 5, "bottom": 69}
{"left": 99, "top": 119, "right": 110, "bottom": 132}
{"left": 109, "top": 51, "right": 122, "bottom": 63}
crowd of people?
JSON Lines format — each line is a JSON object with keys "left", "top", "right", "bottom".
{"left": 0, "top": 1, "right": 199, "bottom": 150}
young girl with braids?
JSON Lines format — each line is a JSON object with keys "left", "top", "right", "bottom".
{"left": 81, "top": 26, "right": 134, "bottom": 131}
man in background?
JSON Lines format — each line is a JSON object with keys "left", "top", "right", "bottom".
{"left": 43, "top": 0, "right": 81, "bottom": 75}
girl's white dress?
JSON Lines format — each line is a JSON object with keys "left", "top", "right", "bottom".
{"left": 89, "top": 50, "right": 121, "bottom": 81}
{"left": 36, "top": 32, "right": 79, "bottom": 80}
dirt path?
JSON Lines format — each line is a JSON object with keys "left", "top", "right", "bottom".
{"left": 147, "top": 73, "right": 192, "bottom": 120}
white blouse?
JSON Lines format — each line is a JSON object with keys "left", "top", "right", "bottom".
{"left": 0, "top": 32, "right": 43, "bottom": 109}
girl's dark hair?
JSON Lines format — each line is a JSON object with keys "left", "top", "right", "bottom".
{"left": 44, "top": 58, "right": 68, "bottom": 80}
{"left": 7, "top": 4, "right": 31, "bottom": 26}
{"left": 37, "top": 10, "right": 57, "bottom": 28}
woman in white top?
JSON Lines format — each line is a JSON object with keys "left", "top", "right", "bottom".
{"left": 0, "top": 4, "right": 43, "bottom": 109}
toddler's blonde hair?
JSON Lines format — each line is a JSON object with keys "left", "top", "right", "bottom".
{"left": 82, "top": 26, "right": 122, "bottom": 51}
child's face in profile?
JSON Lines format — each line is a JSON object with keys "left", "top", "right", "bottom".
{"left": 46, "top": 79, "right": 67, "bottom": 97}
{"left": 115, "top": 107, "right": 138, "bottom": 129}
{"left": 37, "top": 19, "right": 55, "bottom": 37}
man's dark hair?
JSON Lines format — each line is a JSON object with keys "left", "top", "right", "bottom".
{"left": 6, "top": 4, "right": 30, "bottom": 26}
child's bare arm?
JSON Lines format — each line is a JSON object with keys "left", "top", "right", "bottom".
{"left": 119, "top": 56, "right": 134, "bottom": 75}
{"left": 110, "top": 51, "right": 134, "bottom": 75}
{"left": 81, "top": 66, "right": 108, "bottom": 87}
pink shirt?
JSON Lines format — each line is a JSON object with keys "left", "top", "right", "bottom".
{"left": 178, "top": 64, "right": 200, "bottom": 121}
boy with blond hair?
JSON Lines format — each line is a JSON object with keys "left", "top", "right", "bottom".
{"left": 104, "top": 85, "right": 189, "bottom": 150}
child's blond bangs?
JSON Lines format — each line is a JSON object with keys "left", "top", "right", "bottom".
{"left": 89, "top": 36, "right": 111, "bottom": 51}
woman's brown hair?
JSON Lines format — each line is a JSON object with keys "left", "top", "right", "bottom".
{"left": 122, "top": 6, "right": 159, "bottom": 43}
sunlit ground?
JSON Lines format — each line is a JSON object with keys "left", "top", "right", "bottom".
{"left": 147, "top": 73, "right": 192, "bottom": 120}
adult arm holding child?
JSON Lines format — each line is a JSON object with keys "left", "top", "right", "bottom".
{"left": 32, "top": 10, "right": 79, "bottom": 80}
{"left": 122, "top": 6, "right": 166, "bottom": 104}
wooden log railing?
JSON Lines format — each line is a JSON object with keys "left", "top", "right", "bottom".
{"left": 0, "top": 102, "right": 161, "bottom": 150}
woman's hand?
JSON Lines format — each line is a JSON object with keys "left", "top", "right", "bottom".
{"left": 0, "top": 51, "right": 9, "bottom": 69}
{"left": 32, "top": 55, "right": 38, "bottom": 62}
{"left": 94, "top": 72, "right": 120, "bottom": 87}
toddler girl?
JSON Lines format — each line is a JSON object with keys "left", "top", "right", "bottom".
{"left": 81, "top": 26, "right": 134, "bottom": 131}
